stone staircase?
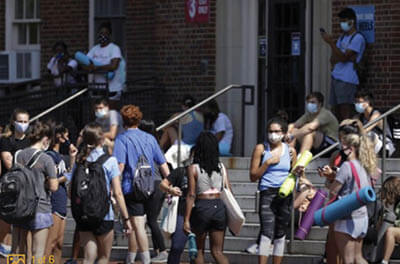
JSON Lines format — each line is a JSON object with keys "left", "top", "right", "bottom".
{"left": 62, "top": 157, "right": 400, "bottom": 263}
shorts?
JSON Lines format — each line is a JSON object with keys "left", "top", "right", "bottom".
{"left": 190, "top": 199, "right": 227, "bottom": 234}
{"left": 125, "top": 195, "right": 146, "bottom": 217}
{"left": 334, "top": 216, "right": 368, "bottom": 239}
{"left": 330, "top": 78, "right": 358, "bottom": 106}
{"left": 77, "top": 220, "right": 114, "bottom": 236}
{"left": 312, "top": 135, "right": 338, "bottom": 156}
{"left": 18, "top": 213, "right": 53, "bottom": 231}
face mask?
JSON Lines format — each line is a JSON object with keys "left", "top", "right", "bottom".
{"left": 95, "top": 109, "right": 108, "bottom": 118}
{"left": 340, "top": 144, "right": 352, "bottom": 158}
{"left": 268, "top": 133, "right": 283, "bottom": 144}
{"left": 55, "top": 52, "right": 64, "bottom": 59}
{"left": 340, "top": 21, "right": 353, "bottom": 32}
{"left": 306, "top": 103, "right": 318, "bottom": 113}
{"left": 14, "top": 121, "right": 29, "bottom": 133}
{"left": 98, "top": 34, "right": 110, "bottom": 45}
{"left": 355, "top": 103, "right": 365, "bottom": 113}
{"left": 42, "top": 139, "right": 50, "bottom": 151}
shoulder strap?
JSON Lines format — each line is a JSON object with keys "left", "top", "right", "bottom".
{"left": 220, "top": 163, "right": 227, "bottom": 190}
{"left": 27, "top": 150, "right": 43, "bottom": 169}
{"left": 13, "top": 149, "right": 21, "bottom": 166}
{"left": 349, "top": 161, "right": 361, "bottom": 189}
{"left": 95, "top": 153, "right": 110, "bottom": 165}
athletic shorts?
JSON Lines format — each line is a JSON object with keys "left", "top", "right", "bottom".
{"left": 334, "top": 216, "right": 368, "bottom": 239}
{"left": 190, "top": 199, "right": 227, "bottom": 234}
{"left": 77, "top": 220, "right": 114, "bottom": 236}
{"left": 125, "top": 195, "right": 146, "bottom": 217}
{"left": 330, "top": 78, "right": 358, "bottom": 106}
{"left": 312, "top": 134, "right": 338, "bottom": 156}
{"left": 18, "top": 212, "right": 53, "bottom": 231}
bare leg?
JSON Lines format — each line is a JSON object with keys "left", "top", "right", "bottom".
{"left": 354, "top": 238, "right": 367, "bottom": 264}
{"left": 72, "top": 229, "right": 81, "bottom": 259}
{"left": 131, "top": 216, "right": 149, "bottom": 252}
{"left": 382, "top": 227, "right": 400, "bottom": 262}
{"left": 299, "top": 131, "right": 323, "bottom": 154}
{"left": 128, "top": 230, "right": 138, "bottom": 252}
{"left": 80, "top": 231, "right": 98, "bottom": 264}
{"left": 209, "top": 229, "right": 229, "bottom": 264}
{"left": 273, "top": 256, "right": 283, "bottom": 264}
{"left": 45, "top": 214, "right": 63, "bottom": 262}
{"left": 326, "top": 225, "right": 341, "bottom": 264}
{"left": 194, "top": 232, "right": 207, "bottom": 264}
{"left": 31, "top": 228, "right": 49, "bottom": 264}
{"left": 334, "top": 231, "right": 355, "bottom": 264}
{"left": 96, "top": 230, "right": 114, "bottom": 264}
{"left": 0, "top": 219, "right": 11, "bottom": 247}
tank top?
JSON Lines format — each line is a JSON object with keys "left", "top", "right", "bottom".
{"left": 259, "top": 143, "right": 291, "bottom": 191}
{"left": 182, "top": 111, "right": 204, "bottom": 145}
{"left": 195, "top": 163, "right": 223, "bottom": 195}
{"left": 359, "top": 109, "right": 392, "bottom": 138}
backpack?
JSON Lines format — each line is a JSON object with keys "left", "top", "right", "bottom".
{"left": 339, "top": 32, "right": 368, "bottom": 86}
{"left": 0, "top": 150, "right": 42, "bottom": 225}
{"left": 70, "top": 154, "right": 110, "bottom": 228}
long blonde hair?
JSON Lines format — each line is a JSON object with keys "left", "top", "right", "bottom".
{"left": 340, "top": 119, "right": 377, "bottom": 175}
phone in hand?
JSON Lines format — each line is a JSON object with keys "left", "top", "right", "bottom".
{"left": 320, "top": 27, "right": 326, "bottom": 33}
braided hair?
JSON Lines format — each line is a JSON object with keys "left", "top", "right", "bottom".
{"left": 192, "top": 132, "right": 221, "bottom": 176}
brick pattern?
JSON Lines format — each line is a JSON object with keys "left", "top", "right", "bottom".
{"left": 40, "top": 0, "right": 89, "bottom": 88}
{"left": 0, "top": 1, "right": 5, "bottom": 50}
{"left": 332, "top": 0, "right": 400, "bottom": 109}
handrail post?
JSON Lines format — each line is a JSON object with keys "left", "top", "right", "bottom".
{"left": 382, "top": 117, "right": 387, "bottom": 185}
{"left": 241, "top": 88, "right": 246, "bottom": 156}
{"left": 289, "top": 189, "right": 295, "bottom": 253}
{"left": 178, "top": 119, "right": 182, "bottom": 167}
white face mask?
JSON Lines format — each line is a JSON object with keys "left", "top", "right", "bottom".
{"left": 14, "top": 121, "right": 29, "bottom": 133}
{"left": 42, "top": 140, "right": 50, "bottom": 151}
{"left": 95, "top": 109, "right": 108, "bottom": 118}
{"left": 268, "top": 133, "right": 283, "bottom": 144}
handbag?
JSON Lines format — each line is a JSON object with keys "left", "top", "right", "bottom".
{"left": 160, "top": 195, "right": 179, "bottom": 239}
{"left": 220, "top": 163, "right": 245, "bottom": 236}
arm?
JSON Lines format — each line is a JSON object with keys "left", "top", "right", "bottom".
{"left": 365, "top": 111, "right": 383, "bottom": 133}
{"left": 249, "top": 144, "right": 270, "bottom": 182}
{"left": 111, "top": 175, "right": 133, "bottom": 233}
{"left": 1, "top": 151, "right": 13, "bottom": 170}
{"left": 289, "top": 147, "right": 297, "bottom": 168}
{"left": 118, "top": 163, "right": 125, "bottom": 174}
{"left": 184, "top": 165, "right": 197, "bottom": 234}
{"left": 48, "top": 178, "right": 59, "bottom": 192}
{"left": 291, "top": 119, "right": 320, "bottom": 139}
{"left": 159, "top": 162, "right": 170, "bottom": 179}
{"left": 103, "top": 125, "right": 118, "bottom": 140}
{"left": 159, "top": 177, "right": 182, "bottom": 196}
{"left": 321, "top": 32, "right": 357, "bottom": 63}
{"left": 215, "top": 131, "right": 225, "bottom": 142}
{"left": 328, "top": 180, "right": 343, "bottom": 199}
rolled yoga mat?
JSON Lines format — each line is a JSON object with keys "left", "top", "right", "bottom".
{"left": 75, "top": 51, "right": 115, "bottom": 80}
{"left": 295, "top": 189, "right": 327, "bottom": 240}
{"left": 279, "top": 151, "right": 313, "bottom": 198}
{"left": 314, "top": 186, "right": 376, "bottom": 226}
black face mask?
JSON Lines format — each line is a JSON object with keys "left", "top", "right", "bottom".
{"left": 98, "top": 34, "right": 110, "bottom": 45}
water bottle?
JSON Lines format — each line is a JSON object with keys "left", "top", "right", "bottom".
{"left": 188, "top": 233, "right": 197, "bottom": 260}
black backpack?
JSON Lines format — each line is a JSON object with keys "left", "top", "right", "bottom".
{"left": 0, "top": 150, "right": 42, "bottom": 225}
{"left": 71, "top": 154, "right": 110, "bottom": 228}
{"left": 131, "top": 154, "right": 154, "bottom": 202}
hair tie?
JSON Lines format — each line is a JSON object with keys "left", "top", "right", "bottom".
{"left": 87, "top": 144, "right": 95, "bottom": 148}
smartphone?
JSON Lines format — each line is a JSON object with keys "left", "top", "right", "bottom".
{"left": 320, "top": 27, "right": 326, "bottom": 33}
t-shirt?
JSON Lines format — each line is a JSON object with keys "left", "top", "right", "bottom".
{"left": 331, "top": 33, "right": 366, "bottom": 85}
{"left": 210, "top": 113, "right": 233, "bottom": 148}
{"left": 295, "top": 107, "right": 339, "bottom": 140}
{"left": 87, "top": 43, "right": 124, "bottom": 93}
{"left": 95, "top": 110, "right": 125, "bottom": 136}
{"left": 46, "top": 151, "right": 68, "bottom": 216}
{"left": 113, "top": 128, "right": 166, "bottom": 195}
{"left": 167, "top": 167, "right": 188, "bottom": 215}
{"left": 16, "top": 148, "right": 57, "bottom": 214}
{"left": 47, "top": 56, "right": 78, "bottom": 87}
{"left": 0, "top": 136, "right": 31, "bottom": 175}
{"left": 181, "top": 111, "right": 204, "bottom": 145}
{"left": 335, "top": 160, "right": 370, "bottom": 219}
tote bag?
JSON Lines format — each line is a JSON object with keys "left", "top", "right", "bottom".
{"left": 220, "top": 163, "right": 245, "bottom": 236}
{"left": 161, "top": 196, "right": 179, "bottom": 238}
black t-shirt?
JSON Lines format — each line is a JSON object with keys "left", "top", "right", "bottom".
{"left": 0, "top": 136, "right": 31, "bottom": 175}
{"left": 167, "top": 167, "right": 188, "bottom": 215}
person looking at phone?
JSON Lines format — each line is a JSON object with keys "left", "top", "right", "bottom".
{"left": 320, "top": 7, "right": 366, "bottom": 122}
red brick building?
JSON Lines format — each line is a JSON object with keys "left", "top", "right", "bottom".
{"left": 0, "top": 0, "right": 398, "bottom": 155}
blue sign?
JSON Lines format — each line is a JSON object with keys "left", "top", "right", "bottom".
{"left": 259, "top": 36, "right": 267, "bottom": 57}
{"left": 350, "top": 5, "right": 375, "bottom": 43}
{"left": 291, "top": 32, "right": 301, "bottom": 56}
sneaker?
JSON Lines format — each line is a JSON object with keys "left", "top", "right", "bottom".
{"left": 151, "top": 251, "right": 168, "bottom": 263}
{"left": 0, "top": 244, "right": 11, "bottom": 257}
{"left": 64, "top": 259, "right": 78, "bottom": 264}
{"left": 244, "top": 243, "right": 259, "bottom": 255}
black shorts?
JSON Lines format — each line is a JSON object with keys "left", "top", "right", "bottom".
{"left": 125, "top": 195, "right": 146, "bottom": 217}
{"left": 190, "top": 199, "right": 227, "bottom": 234}
{"left": 77, "top": 220, "right": 114, "bottom": 236}
{"left": 312, "top": 134, "right": 338, "bottom": 157}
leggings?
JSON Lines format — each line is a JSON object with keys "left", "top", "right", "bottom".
{"left": 144, "top": 180, "right": 166, "bottom": 252}
{"left": 259, "top": 188, "right": 292, "bottom": 239}
{"left": 167, "top": 214, "right": 188, "bottom": 264}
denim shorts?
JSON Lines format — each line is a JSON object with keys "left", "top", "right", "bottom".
{"left": 18, "top": 213, "right": 53, "bottom": 231}
{"left": 334, "top": 215, "right": 368, "bottom": 239}
{"left": 330, "top": 78, "right": 358, "bottom": 105}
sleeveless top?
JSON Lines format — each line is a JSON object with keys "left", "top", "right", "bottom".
{"left": 259, "top": 143, "right": 291, "bottom": 191}
{"left": 195, "top": 163, "right": 223, "bottom": 195}
{"left": 182, "top": 111, "right": 204, "bottom": 145}
{"left": 359, "top": 109, "right": 392, "bottom": 138}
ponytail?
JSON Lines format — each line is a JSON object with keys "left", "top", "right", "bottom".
{"left": 76, "top": 123, "right": 104, "bottom": 165}
{"left": 76, "top": 144, "right": 96, "bottom": 164}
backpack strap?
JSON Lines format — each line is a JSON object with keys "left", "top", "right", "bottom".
{"left": 95, "top": 153, "right": 110, "bottom": 165}
{"left": 349, "top": 161, "right": 361, "bottom": 190}
{"left": 27, "top": 150, "right": 44, "bottom": 169}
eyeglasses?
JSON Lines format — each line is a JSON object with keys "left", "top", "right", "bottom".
{"left": 268, "top": 130, "right": 282, "bottom": 133}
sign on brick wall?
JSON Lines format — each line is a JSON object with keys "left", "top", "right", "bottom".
{"left": 185, "top": 0, "right": 210, "bottom": 23}
{"left": 350, "top": 5, "right": 375, "bottom": 43}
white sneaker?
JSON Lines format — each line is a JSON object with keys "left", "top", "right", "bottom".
{"left": 245, "top": 243, "right": 259, "bottom": 254}
{"left": 151, "top": 251, "right": 168, "bottom": 263}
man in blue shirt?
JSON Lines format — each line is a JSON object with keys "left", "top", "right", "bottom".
{"left": 321, "top": 7, "right": 366, "bottom": 122}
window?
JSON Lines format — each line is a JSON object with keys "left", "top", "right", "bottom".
{"left": 14, "top": 0, "right": 40, "bottom": 46}
{"left": 93, "top": 0, "right": 126, "bottom": 54}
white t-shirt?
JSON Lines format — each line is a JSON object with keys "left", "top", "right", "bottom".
{"left": 47, "top": 57, "right": 78, "bottom": 87}
{"left": 87, "top": 43, "right": 123, "bottom": 93}
{"left": 95, "top": 110, "right": 125, "bottom": 135}
{"left": 211, "top": 112, "right": 233, "bottom": 147}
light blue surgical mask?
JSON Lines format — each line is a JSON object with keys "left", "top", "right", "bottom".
{"left": 14, "top": 121, "right": 29, "bottom": 133}
{"left": 306, "top": 103, "right": 318, "bottom": 114}
{"left": 355, "top": 103, "right": 365, "bottom": 113}
{"left": 340, "top": 21, "right": 353, "bottom": 32}
{"left": 95, "top": 109, "right": 108, "bottom": 119}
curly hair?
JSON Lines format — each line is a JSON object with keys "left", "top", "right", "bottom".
{"left": 120, "top": 105, "right": 143, "bottom": 128}
{"left": 380, "top": 176, "right": 400, "bottom": 207}
{"left": 192, "top": 132, "right": 220, "bottom": 176}
{"left": 340, "top": 119, "right": 377, "bottom": 175}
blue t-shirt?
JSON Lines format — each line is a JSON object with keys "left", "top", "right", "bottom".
{"left": 331, "top": 33, "right": 366, "bottom": 85}
{"left": 182, "top": 111, "right": 204, "bottom": 145}
{"left": 259, "top": 143, "right": 291, "bottom": 191}
{"left": 113, "top": 128, "right": 166, "bottom": 195}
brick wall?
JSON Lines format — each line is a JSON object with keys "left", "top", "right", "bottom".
{"left": 332, "top": 0, "right": 400, "bottom": 109}
{"left": 40, "top": 0, "right": 89, "bottom": 87}
{"left": 0, "top": 1, "right": 5, "bottom": 50}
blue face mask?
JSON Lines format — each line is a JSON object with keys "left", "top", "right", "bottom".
{"left": 340, "top": 21, "right": 353, "bottom": 32}
{"left": 355, "top": 103, "right": 365, "bottom": 113}
{"left": 14, "top": 121, "right": 29, "bottom": 133}
{"left": 306, "top": 103, "right": 318, "bottom": 113}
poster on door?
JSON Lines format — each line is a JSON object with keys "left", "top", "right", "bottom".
{"left": 185, "top": 0, "right": 210, "bottom": 23}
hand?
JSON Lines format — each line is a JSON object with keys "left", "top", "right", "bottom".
{"left": 169, "top": 186, "right": 182, "bottom": 197}
{"left": 123, "top": 219, "right": 133, "bottom": 235}
{"left": 87, "top": 62, "right": 96, "bottom": 72}
{"left": 318, "top": 165, "right": 336, "bottom": 181}
{"left": 183, "top": 220, "right": 191, "bottom": 235}
{"left": 293, "top": 165, "right": 305, "bottom": 177}
{"left": 321, "top": 32, "right": 334, "bottom": 45}
{"left": 266, "top": 148, "right": 281, "bottom": 165}
{"left": 284, "top": 133, "right": 295, "bottom": 143}
{"left": 69, "top": 144, "right": 78, "bottom": 158}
